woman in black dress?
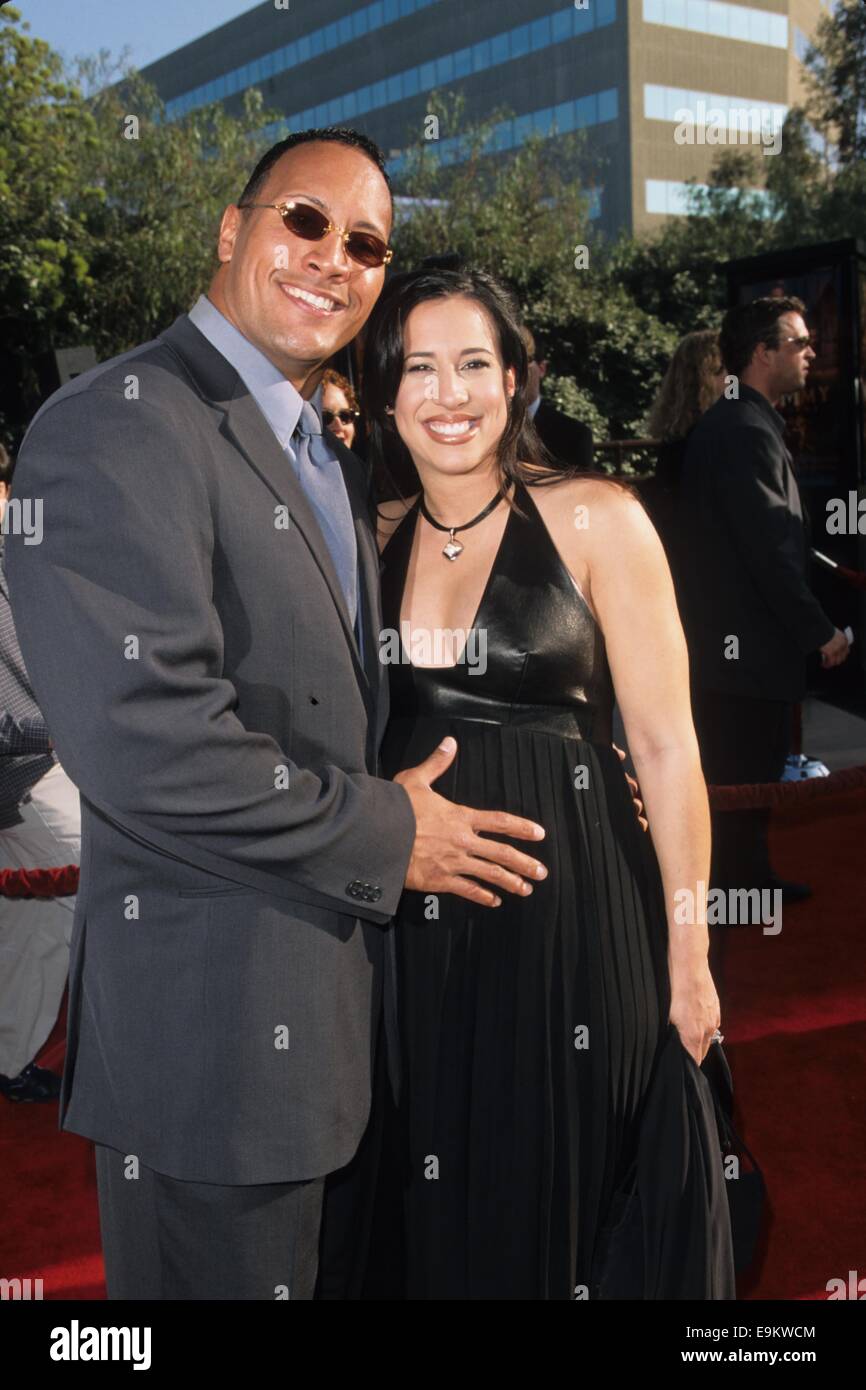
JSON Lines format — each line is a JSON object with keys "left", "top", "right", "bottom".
{"left": 363, "top": 266, "right": 732, "bottom": 1299}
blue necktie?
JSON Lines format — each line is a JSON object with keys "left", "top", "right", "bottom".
{"left": 291, "top": 401, "right": 359, "bottom": 633}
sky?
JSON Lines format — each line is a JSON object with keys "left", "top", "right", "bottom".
{"left": 11, "top": 0, "right": 263, "bottom": 70}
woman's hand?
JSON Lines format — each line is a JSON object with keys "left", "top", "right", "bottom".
{"left": 669, "top": 963, "right": 721, "bottom": 1066}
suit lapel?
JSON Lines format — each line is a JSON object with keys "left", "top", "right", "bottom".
{"left": 160, "top": 316, "right": 378, "bottom": 731}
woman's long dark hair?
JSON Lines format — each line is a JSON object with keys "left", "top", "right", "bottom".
{"left": 361, "top": 265, "right": 583, "bottom": 518}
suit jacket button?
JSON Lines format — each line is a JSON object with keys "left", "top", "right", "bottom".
{"left": 371, "top": 887, "right": 382, "bottom": 902}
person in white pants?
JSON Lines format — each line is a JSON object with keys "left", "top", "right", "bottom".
{"left": 0, "top": 447, "right": 81, "bottom": 1099}
{"left": 0, "top": 763, "right": 81, "bottom": 1087}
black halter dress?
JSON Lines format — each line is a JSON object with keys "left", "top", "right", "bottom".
{"left": 377, "top": 479, "right": 734, "bottom": 1300}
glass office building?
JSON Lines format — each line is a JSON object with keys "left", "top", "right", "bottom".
{"left": 141, "top": 0, "right": 825, "bottom": 236}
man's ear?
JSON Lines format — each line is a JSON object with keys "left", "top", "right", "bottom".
{"left": 216, "top": 205, "right": 243, "bottom": 265}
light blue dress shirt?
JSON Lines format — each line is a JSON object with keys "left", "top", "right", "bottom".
{"left": 188, "top": 294, "right": 364, "bottom": 660}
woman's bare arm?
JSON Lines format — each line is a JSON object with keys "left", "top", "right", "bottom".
{"left": 570, "top": 481, "right": 720, "bottom": 1061}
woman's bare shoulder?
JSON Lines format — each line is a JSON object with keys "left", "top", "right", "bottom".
{"left": 375, "top": 492, "right": 421, "bottom": 553}
{"left": 529, "top": 472, "right": 644, "bottom": 532}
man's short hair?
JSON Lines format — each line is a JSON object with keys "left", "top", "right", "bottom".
{"left": 720, "top": 295, "right": 807, "bottom": 377}
{"left": 237, "top": 126, "right": 392, "bottom": 213}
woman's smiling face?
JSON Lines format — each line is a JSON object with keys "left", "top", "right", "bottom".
{"left": 391, "top": 296, "right": 516, "bottom": 478}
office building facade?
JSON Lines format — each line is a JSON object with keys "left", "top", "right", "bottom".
{"left": 142, "top": 0, "right": 827, "bottom": 237}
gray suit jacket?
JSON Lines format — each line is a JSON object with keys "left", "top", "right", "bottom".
{"left": 5, "top": 314, "right": 417, "bottom": 1184}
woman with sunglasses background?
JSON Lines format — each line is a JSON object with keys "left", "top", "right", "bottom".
{"left": 320, "top": 368, "right": 361, "bottom": 452}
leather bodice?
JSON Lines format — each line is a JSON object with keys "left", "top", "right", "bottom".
{"left": 379, "top": 479, "right": 614, "bottom": 743}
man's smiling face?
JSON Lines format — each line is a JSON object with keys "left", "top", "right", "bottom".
{"left": 209, "top": 140, "right": 392, "bottom": 394}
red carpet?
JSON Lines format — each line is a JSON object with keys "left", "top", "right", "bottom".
{"left": 1, "top": 782, "right": 864, "bottom": 1301}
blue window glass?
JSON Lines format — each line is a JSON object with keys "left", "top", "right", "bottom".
{"left": 575, "top": 93, "right": 597, "bottom": 126}
{"left": 472, "top": 39, "right": 491, "bottom": 72}
{"left": 705, "top": 1, "right": 728, "bottom": 38}
{"left": 216, "top": 75, "right": 228, "bottom": 99}
{"left": 421, "top": 60, "right": 436, "bottom": 87}
{"left": 533, "top": 106, "right": 554, "bottom": 137}
{"left": 310, "top": 29, "right": 324, "bottom": 56}
{"left": 403, "top": 66, "right": 420, "bottom": 96}
{"left": 598, "top": 87, "right": 618, "bottom": 121}
{"left": 373, "top": 78, "right": 388, "bottom": 106}
{"left": 328, "top": 97, "right": 342, "bottom": 123}
{"left": 768, "top": 14, "right": 788, "bottom": 48}
{"left": 554, "top": 100, "right": 575, "bottom": 132}
{"left": 343, "top": 90, "right": 357, "bottom": 118}
{"left": 356, "top": 86, "right": 371, "bottom": 113}
{"left": 324, "top": 21, "right": 339, "bottom": 49}
{"left": 552, "top": 10, "right": 571, "bottom": 42}
{"left": 436, "top": 53, "right": 454, "bottom": 83}
{"left": 530, "top": 16, "right": 551, "bottom": 49}
{"left": 511, "top": 23, "right": 530, "bottom": 58}
{"left": 384, "top": 0, "right": 400, "bottom": 20}
{"left": 296, "top": 35, "right": 310, "bottom": 63}
{"left": 491, "top": 33, "right": 509, "bottom": 64}
{"left": 338, "top": 16, "right": 353, "bottom": 43}
{"left": 645, "top": 179, "right": 668, "bottom": 214}
{"left": 387, "top": 73, "right": 402, "bottom": 103}
{"left": 644, "top": 84, "right": 665, "bottom": 119}
{"left": 454, "top": 47, "right": 471, "bottom": 78}
{"left": 596, "top": 0, "right": 616, "bottom": 25}
{"left": 573, "top": 1, "right": 593, "bottom": 32}
{"left": 248, "top": 60, "right": 261, "bottom": 84}
{"left": 261, "top": 52, "right": 276, "bottom": 78}
{"left": 514, "top": 113, "right": 533, "bottom": 144}
{"left": 400, "top": 0, "right": 417, "bottom": 14}
{"left": 315, "top": 103, "right": 329, "bottom": 125}
{"left": 369, "top": 2, "right": 384, "bottom": 25}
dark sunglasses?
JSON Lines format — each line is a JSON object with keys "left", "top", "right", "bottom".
{"left": 322, "top": 408, "right": 359, "bottom": 427}
{"left": 237, "top": 199, "right": 393, "bottom": 269}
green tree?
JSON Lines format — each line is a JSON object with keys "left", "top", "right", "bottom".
{"left": 0, "top": 6, "right": 282, "bottom": 442}
{"left": 802, "top": 0, "right": 866, "bottom": 165}
{"left": 0, "top": 3, "right": 96, "bottom": 438}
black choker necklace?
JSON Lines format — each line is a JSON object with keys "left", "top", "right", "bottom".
{"left": 418, "top": 486, "right": 508, "bottom": 561}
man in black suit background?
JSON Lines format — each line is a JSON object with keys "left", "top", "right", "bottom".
{"left": 677, "top": 296, "right": 849, "bottom": 908}
{"left": 521, "top": 327, "right": 594, "bottom": 471}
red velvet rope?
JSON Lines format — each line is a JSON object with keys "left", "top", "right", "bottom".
{"left": 708, "top": 764, "right": 866, "bottom": 811}
{"left": 0, "top": 864, "right": 80, "bottom": 898}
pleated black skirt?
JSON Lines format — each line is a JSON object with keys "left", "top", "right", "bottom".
{"left": 378, "top": 715, "right": 673, "bottom": 1300}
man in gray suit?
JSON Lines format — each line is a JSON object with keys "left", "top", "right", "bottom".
{"left": 5, "top": 129, "right": 548, "bottom": 1300}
